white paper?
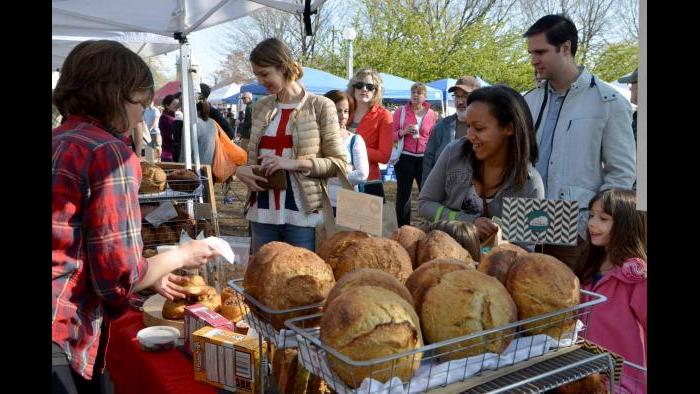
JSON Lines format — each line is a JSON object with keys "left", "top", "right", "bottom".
{"left": 203, "top": 236, "right": 235, "bottom": 264}
{"left": 145, "top": 201, "right": 178, "bottom": 227}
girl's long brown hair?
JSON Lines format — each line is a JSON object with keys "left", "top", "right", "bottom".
{"left": 577, "top": 189, "right": 647, "bottom": 283}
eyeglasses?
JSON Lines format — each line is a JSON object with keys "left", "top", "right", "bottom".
{"left": 353, "top": 82, "right": 377, "bottom": 91}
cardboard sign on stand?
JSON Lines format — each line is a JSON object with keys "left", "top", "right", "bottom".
{"left": 502, "top": 198, "right": 579, "bottom": 246}
{"left": 335, "top": 188, "right": 384, "bottom": 236}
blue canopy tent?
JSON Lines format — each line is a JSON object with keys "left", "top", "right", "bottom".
{"left": 379, "top": 73, "right": 443, "bottom": 104}
{"left": 426, "top": 77, "right": 492, "bottom": 105}
{"left": 224, "top": 67, "right": 348, "bottom": 103}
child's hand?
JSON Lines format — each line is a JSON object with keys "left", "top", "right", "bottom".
{"left": 475, "top": 217, "right": 498, "bottom": 240}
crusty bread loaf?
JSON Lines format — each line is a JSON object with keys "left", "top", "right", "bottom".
{"left": 320, "top": 286, "right": 423, "bottom": 388}
{"left": 506, "top": 253, "right": 580, "bottom": 339}
{"left": 140, "top": 162, "right": 167, "bottom": 193}
{"left": 220, "top": 287, "right": 245, "bottom": 322}
{"left": 333, "top": 238, "right": 413, "bottom": 283}
{"left": 167, "top": 169, "right": 201, "bottom": 192}
{"left": 404, "top": 258, "right": 474, "bottom": 317}
{"left": 416, "top": 230, "right": 473, "bottom": 267}
{"left": 477, "top": 244, "right": 527, "bottom": 285}
{"left": 243, "top": 241, "right": 335, "bottom": 329}
{"left": 162, "top": 298, "right": 188, "bottom": 320}
{"left": 421, "top": 270, "right": 517, "bottom": 359}
{"left": 317, "top": 231, "right": 371, "bottom": 272}
{"left": 325, "top": 268, "right": 414, "bottom": 308}
{"left": 390, "top": 225, "right": 427, "bottom": 268}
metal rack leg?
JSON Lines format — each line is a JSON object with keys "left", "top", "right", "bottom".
{"left": 259, "top": 334, "right": 264, "bottom": 394}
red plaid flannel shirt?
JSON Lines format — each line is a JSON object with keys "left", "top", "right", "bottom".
{"left": 52, "top": 115, "right": 149, "bottom": 379}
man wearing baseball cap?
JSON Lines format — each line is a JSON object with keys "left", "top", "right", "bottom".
{"left": 618, "top": 68, "right": 638, "bottom": 142}
{"left": 422, "top": 76, "right": 481, "bottom": 184}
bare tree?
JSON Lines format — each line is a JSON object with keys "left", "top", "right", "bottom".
{"left": 615, "top": 0, "right": 639, "bottom": 40}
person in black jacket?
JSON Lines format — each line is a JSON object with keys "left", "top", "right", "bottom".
{"left": 200, "top": 83, "right": 235, "bottom": 140}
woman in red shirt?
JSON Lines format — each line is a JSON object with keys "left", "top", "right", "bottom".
{"left": 346, "top": 68, "right": 393, "bottom": 198}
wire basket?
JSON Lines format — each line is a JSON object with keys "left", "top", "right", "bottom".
{"left": 285, "top": 289, "right": 607, "bottom": 393}
{"left": 228, "top": 278, "right": 323, "bottom": 349}
{"left": 139, "top": 168, "right": 207, "bottom": 203}
{"left": 615, "top": 361, "right": 646, "bottom": 394}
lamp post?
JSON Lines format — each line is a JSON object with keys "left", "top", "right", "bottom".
{"left": 342, "top": 27, "right": 357, "bottom": 80}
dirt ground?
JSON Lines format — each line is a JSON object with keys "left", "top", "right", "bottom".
{"left": 214, "top": 179, "right": 423, "bottom": 237}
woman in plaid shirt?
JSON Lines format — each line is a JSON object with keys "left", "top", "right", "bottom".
{"left": 52, "top": 40, "right": 218, "bottom": 393}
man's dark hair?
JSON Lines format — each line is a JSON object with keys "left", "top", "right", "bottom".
{"left": 199, "top": 83, "right": 211, "bottom": 99}
{"left": 524, "top": 14, "right": 578, "bottom": 56}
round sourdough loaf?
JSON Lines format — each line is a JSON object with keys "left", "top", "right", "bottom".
{"left": 506, "top": 253, "right": 580, "bottom": 339}
{"left": 390, "top": 225, "right": 427, "bottom": 268}
{"left": 404, "top": 258, "right": 474, "bottom": 317}
{"left": 421, "top": 270, "right": 517, "bottom": 359}
{"left": 478, "top": 245, "right": 527, "bottom": 285}
{"left": 325, "top": 268, "right": 414, "bottom": 308}
{"left": 243, "top": 241, "right": 335, "bottom": 329}
{"left": 416, "top": 230, "right": 473, "bottom": 267}
{"left": 317, "top": 231, "right": 371, "bottom": 273}
{"left": 320, "top": 286, "right": 423, "bottom": 388}
{"left": 333, "top": 237, "right": 413, "bottom": 283}
{"left": 140, "top": 162, "right": 167, "bottom": 193}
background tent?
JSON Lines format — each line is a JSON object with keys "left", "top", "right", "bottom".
{"left": 426, "top": 77, "right": 492, "bottom": 103}
{"left": 52, "top": 0, "right": 328, "bottom": 170}
{"left": 380, "top": 73, "right": 443, "bottom": 103}
{"left": 208, "top": 82, "right": 241, "bottom": 104}
{"left": 236, "top": 67, "right": 348, "bottom": 97}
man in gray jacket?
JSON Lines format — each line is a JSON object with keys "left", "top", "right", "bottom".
{"left": 523, "top": 14, "right": 636, "bottom": 267}
{"left": 422, "top": 76, "right": 481, "bottom": 184}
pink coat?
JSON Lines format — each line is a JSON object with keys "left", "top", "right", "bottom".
{"left": 391, "top": 102, "right": 436, "bottom": 155}
{"left": 582, "top": 258, "right": 647, "bottom": 393}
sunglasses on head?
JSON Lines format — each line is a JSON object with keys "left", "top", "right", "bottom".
{"left": 353, "top": 82, "right": 377, "bottom": 91}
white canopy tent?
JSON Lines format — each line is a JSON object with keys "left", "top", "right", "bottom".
{"left": 52, "top": 0, "right": 327, "bottom": 173}
{"left": 208, "top": 82, "right": 241, "bottom": 104}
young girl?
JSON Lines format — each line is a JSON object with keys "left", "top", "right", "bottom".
{"left": 579, "top": 189, "right": 647, "bottom": 393}
{"left": 324, "top": 90, "right": 369, "bottom": 209}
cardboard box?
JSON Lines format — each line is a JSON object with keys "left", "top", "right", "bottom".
{"left": 184, "top": 304, "right": 236, "bottom": 355}
{"left": 192, "top": 326, "right": 263, "bottom": 393}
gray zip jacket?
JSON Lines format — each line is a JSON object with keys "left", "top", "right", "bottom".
{"left": 418, "top": 138, "right": 544, "bottom": 223}
{"left": 523, "top": 67, "right": 636, "bottom": 218}
{"left": 422, "top": 114, "right": 457, "bottom": 185}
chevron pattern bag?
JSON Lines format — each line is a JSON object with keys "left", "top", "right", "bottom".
{"left": 501, "top": 198, "right": 579, "bottom": 245}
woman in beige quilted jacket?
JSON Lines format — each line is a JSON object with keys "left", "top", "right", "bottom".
{"left": 235, "top": 38, "right": 348, "bottom": 253}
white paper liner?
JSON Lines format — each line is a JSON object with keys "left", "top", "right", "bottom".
{"left": 296, "top": 320, "right": 584, "bottom": 394}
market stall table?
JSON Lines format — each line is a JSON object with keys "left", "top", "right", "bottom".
{"left": 106, "top": 307, "right": 218, "bottom": 394}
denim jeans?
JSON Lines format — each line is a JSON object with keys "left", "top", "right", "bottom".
{"left": 251, "top": 222, "right": 316, "bottom": 254}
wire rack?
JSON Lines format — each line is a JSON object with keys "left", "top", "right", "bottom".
{"left": 138, "top": 168, "right": 207, "bottom": 203}
{"left": 140, "top": 210, "right": 218, "bottom": 252}
{"left": 615, "top": 361, "right": 647, "bottom": 394}
{"left": 227, "top": 279, "right": 324, "bottom": 350}
{"left": 284, "top": 289, "right": 607, "bottom": 393}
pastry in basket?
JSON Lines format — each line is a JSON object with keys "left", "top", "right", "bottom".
{"left": 421, "top": 270, "right": 517, "bottom": 359}
{"left": 160, "top": 275, "right": 221, "bottom": 319}
{"left": 141, "top": 224, "right": 180, "bottom": 247}
{"left": 139, "top": 162, "right": 167, "bottom": 193}
{"left": 167, "top": 169, "right": 201, "bottom": 192}
{"left": 416, "top": 230, "right": 473, "bottom": 267}
{"left": 333, "top": 237, "right": 413, "bottom": 283}
{"left": 506, "top": 253, "right": 580, "bottom": 339}
{"left": 478, "top": 245, "right": 527, "bottom": 285}
{"left": 317, "top": 231, "right": 371, "bottom": 272}
{"left": 325, "top": 268, "right": 414, "bottom": 308}
{"left": 404, "top": 258, "right": 474, "bottom": 317}
{"left": 220, "top": 287, "right": 245, "bottom": 323}
{"left": 320, "top": 286, "right": 423, "bottom": 388}
{"left": 242, "top": 241, "right": 335, "bottom": 330}
{"left": 390, "top": 225, "right": 426, "bottom": 268}
{"left": 162, "top": 298, "right": 188, "bottom": 320}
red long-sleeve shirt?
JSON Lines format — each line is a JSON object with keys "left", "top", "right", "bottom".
{"left": 52, "top": 115, "right": 148, "bottom": 379}
{"left": 354, "top": 104, "right": 393, "bottom": 181}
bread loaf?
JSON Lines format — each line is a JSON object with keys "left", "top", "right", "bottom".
{"left": 167, "top": 169, "right": 200, "bottom": 192}
{"left": 333, "top": 237, "right": 413, "bottom": 283}
{"left": 506, "top": 253, "right": 580, "bottom": 339}
{"left": 478, "top": 250, "right": 519, "bottom": 285}
{"left": 140, "top": 162, "right": 167, "bottom": 193}
{"left": 162, "top": 298, "right": 187, "bottom": 320}
{"left": 325, "top": 268, "right": 414, "bottom": 308}
{"left": 220, "top": 287, "right": 245, "bottom": 322}
{"left": 317, "top": 231, "right": 371, "bottom": 272}
{"left": 421, "top": 270, "right": 517, "bottom": 359}
{"left": 320, "top": 286, "right": 423, "bottom": 388}
{"left": 390, "top": 225, "right": 427, "bottom": 267}
{"left": 416, "top": 230, "right": 473, "bottom": 267}
{"left": 243, "top": 241, "right": 335, "bottom": 329}
{"left": 404, "top": 258, "right": 474, "bottom": 317}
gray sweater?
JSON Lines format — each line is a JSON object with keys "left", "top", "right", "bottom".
{"left": 181, "top": 117, "right": 216, "bottom": 166}
{"left": 418, "top": 138, "right": 544, "bottom": 224}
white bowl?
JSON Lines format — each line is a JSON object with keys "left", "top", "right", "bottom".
{"left": 137, "top": 326, "right": 180, "bottom": 352}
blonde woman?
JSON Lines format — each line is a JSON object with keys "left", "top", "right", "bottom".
{"left": 235, "top": 38, "right": 348, "bottom": 253}
{"left": 346, "top": 68, "right": 393, "bottom": 198}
